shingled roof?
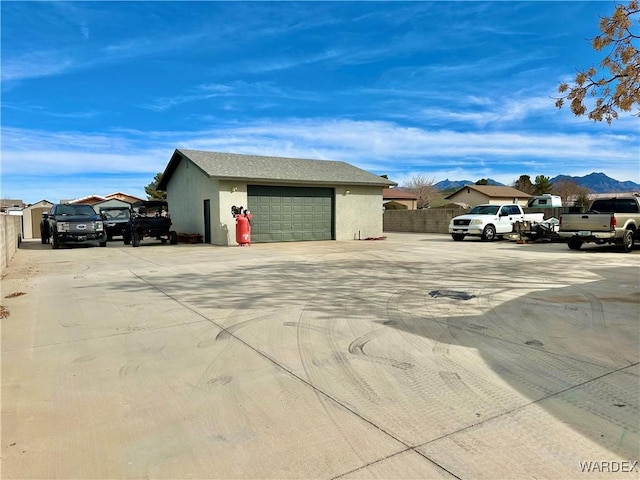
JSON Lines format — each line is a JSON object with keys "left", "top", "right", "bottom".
{"left": 157, "top": 149, "right": 396, "bottom": 190}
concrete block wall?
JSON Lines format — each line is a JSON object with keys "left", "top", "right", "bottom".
{"left": 1, "top": 215, "right": 23, "bottom": 275}
{"left": 383, "top": 207, "right": 568, "bottom": 234}
{"left": 383, "top": 209, "right": 466, "bottom": 234}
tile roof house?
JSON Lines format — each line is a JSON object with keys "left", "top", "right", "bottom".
{"left": 105, "top": 192, "right": 145, "bottom": 204}
{"left": 383, "top": 189, "right": 418, "bottom": 210}
{"left": 445, "top": 185, "right": 532, "bottom": 207}
{"left": 66, "top": 193, "right": 144, "bottom": 206}
{"left": 157, "top": 149, "right": 396, "bottom": 245}
{"left": 66, "top": 195, "right": 108, "bottom": 205}
{"left": 0, "top": 199, "right": 25, "bottom": 212}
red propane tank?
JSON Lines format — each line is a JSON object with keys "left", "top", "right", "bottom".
{"left": 235, "top": 214, "right": 251, "bottom": 246}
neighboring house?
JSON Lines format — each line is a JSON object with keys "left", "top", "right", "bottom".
{"left": 565, "top": 191, "right": 640, "bottom": 207}
{"left": 67, "top": 193, "right": 144, "bottom": 210}
{"left": 157, "top": 149, "right": 397, "bottom": 245}
{"left": 105, "top": 192, "right": 144, "bottom": 204}
{"left": 0, "top": 199, "right": 25, "bottom": 213}
{"left": 92, "top": 198, "right": 133, "bottom": 214}
{"left": 383, "top": 189, "right": 418, "bottom": 210}
{"left": 22, "top": 200, "right": 54, "bottom": 239}
{"left": 445, "top": 185, "right": 531, "bottom": 207}
{"left": 67, "top": 195, "right": 107, "bottom": 205}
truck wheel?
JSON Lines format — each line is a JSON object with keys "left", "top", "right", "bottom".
{"left": 52, "top": 234, "right": 60, "bottom": 250}
{"left": 170, "top": 231, "right": 178, "bottom": 245}
{"left": 451, "top": 234, "right": 465, "bottom": 241}
{"left": 481, "top": 225, "right": 496, "bottom": 241}
{"left": 99, "top": 240, "right": 107, "bottom": 247}
{"left": 123, "top": 231, "right": 131, "bottom": 245}
{"left": 568, "top": 238, "right": 582, "bottom": 250}
{"left": 621, "top": 229, "right": 634, "bottom": 253}
{"left": 107, "top": 233, "right": 113, "bottom": 241}
{"left": 132, "top": 231, "right": 141, "bottom": 247}
{"left": 41, "top": 235, "right": 48, "bottom": 244}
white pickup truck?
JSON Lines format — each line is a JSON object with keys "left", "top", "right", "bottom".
{"left": 449, "top": 204, "right": 545, "bottom": 241}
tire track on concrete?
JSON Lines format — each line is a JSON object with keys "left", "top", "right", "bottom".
{"left": 579, "top": 289, "right": 633, "bottom": 367}
{"left": 389, "top": 288, "right": 506, "bottom": 414}
{"left": 128, "top": 271, "right": 464, "bottom": 478}
{"left": 347, "top": 329, "right": 414, "bottom": 370}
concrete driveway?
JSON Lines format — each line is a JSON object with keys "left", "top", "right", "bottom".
{"left": 2, "top": 233, "right": 638, "bottom": 479}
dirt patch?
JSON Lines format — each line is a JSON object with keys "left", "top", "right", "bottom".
{"left": 4, "top": 292, "right": 26, "bottom": 298}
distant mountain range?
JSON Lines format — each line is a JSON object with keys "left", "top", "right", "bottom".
{"left": 435, "top": 178, "right": 503, "bottom": 190}
{"left": 435, "top": 172, "right": 640, "bottom": 194}
{"left": 550, "top": 172, "right": 640, "bottom": 193}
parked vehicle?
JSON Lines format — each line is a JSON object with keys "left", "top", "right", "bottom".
{"left": 527, "top": 194, "right": 562, "bottom": 208}
{"left": 449, "top": 204, "right": 545, "bottom": 241}
{"left": 128, "top": 200, "right": 178, "bottom": 247}
{"left": 558, "top": 195, "right": 640, "bottom": 252}
{"left": 99, "top": 206, "right": 132, "bottom": 243}
{"left": 40, "top": 212, "right": 50, "bottom": 244}
{"left": 44, "top": 204, "right": 107, "bottom": 249}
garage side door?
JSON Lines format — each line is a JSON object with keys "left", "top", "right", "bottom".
{"left": 248, "top": 186, "right": 334, "bottom": 243}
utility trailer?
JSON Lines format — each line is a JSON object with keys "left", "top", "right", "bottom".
{"left": 511, "top": 218, "right": 562, "bottom": 242}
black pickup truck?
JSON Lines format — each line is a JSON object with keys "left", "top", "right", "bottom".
{"left": 99, "top": 206, "right": 132, "bottom": 243}
{"left": 42, "top": 204, "right": 107, "bottom": 249}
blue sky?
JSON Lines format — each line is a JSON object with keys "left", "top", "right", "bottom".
{"left": 2, "top": 1, "right": 638, "bottom": 205}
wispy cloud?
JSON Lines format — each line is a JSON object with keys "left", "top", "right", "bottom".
{"left": 2, "top": 1, "right": 637, "bottom": 205}
{"left": 1, "top": 53, "right": 75, "bottom": 84}
{"left": 5, "top": 117, "right": 636, "bottom": 178}
{"left": 141, "top": 81, "right": 320, "bottom": 112}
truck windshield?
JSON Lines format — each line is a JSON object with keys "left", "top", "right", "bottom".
{"left": 56, "top": 205, "right": 96, "bottom": 216}
{"left": 468, "top": 205, "right": 499, "bottom": 215}
{"left": 101, "top": 209, "right": 130, "bottom": 220}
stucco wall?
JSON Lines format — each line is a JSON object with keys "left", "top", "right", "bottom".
{"left": 166, "top": 159, "right": 219, "bottom": 240}
{"left": 1, "top": 214, "right": 23, "bottom": 275}
{"left": 217, "top": 181, "right": 248, "bottom": 246}
{"left": 335, "top": 185, "right": 384, "bottom": 240}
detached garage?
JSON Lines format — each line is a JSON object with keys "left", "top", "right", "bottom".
{"left": 157, "top": 149, "right": 396, "bottom": 245}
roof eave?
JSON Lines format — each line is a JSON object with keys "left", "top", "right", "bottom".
{"left": 215, "top": 176, "right": 396, "bottom": 187}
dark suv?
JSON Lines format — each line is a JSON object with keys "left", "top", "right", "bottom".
{"left": 43, "top": 204, "right": 107, "bottom": 249}
{"left": 100, "top": 206, "right": 132, "bottom": 243}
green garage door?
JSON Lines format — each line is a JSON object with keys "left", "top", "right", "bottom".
{"left": 248, "top": 186, "right": 334, "bottom": 243}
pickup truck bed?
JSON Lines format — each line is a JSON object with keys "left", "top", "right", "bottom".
{"left": 558, "top": 196, "right": 639, "bottom": 252}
